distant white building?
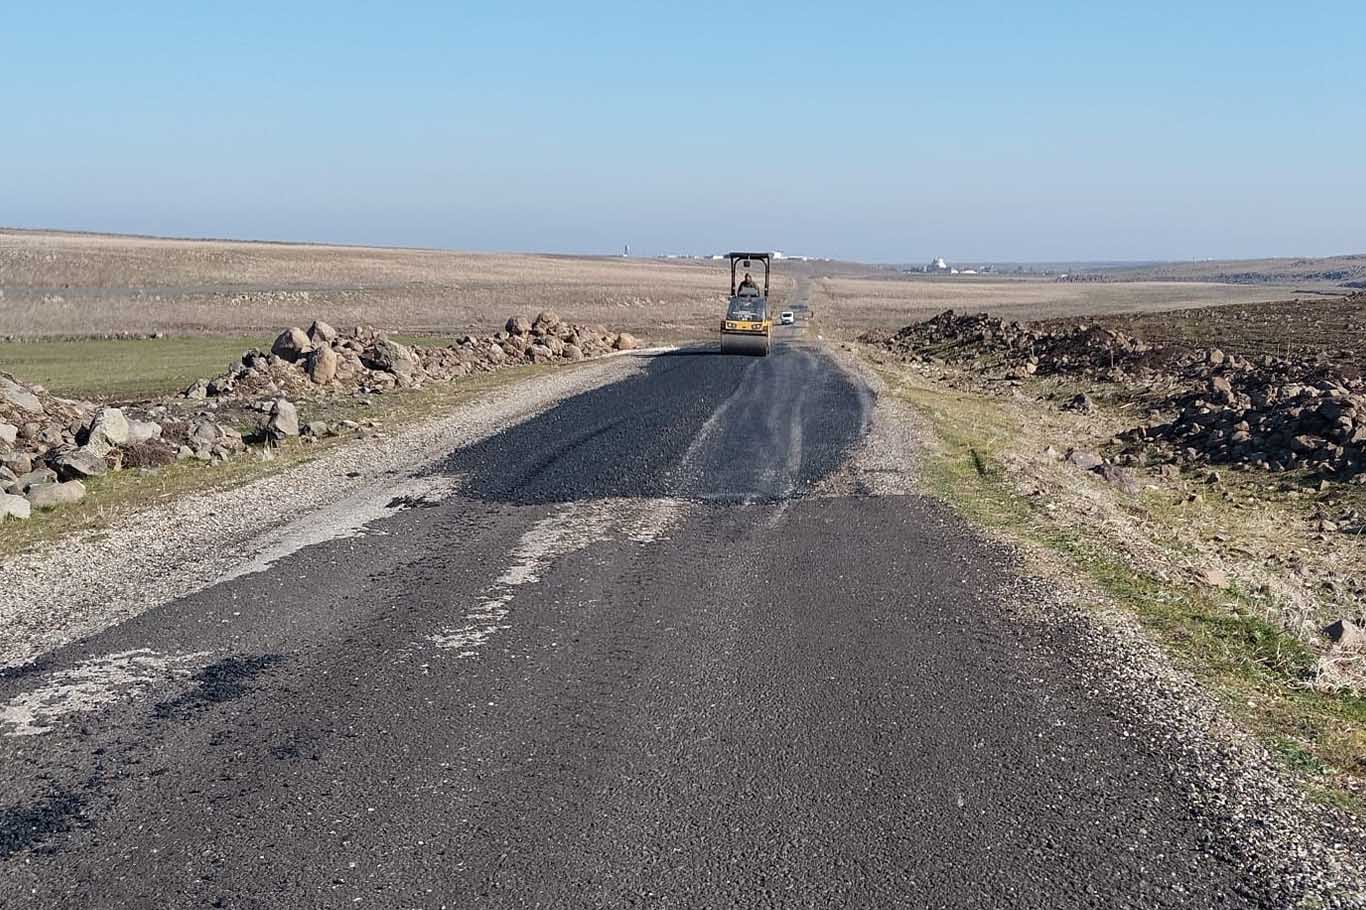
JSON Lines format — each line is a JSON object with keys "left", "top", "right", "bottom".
{"left": 930, "top": 257, "right": 948, "bottom": 271}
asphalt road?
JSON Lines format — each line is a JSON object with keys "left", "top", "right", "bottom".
{"left": 1, "top": 326, "right": 1275, "bottom": 908}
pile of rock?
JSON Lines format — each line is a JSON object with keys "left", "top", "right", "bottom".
{"left": 2, "top": 312, "right": 640, "bottom": 523}
{"left": 1122, "top": 375, "right": 1366, "bottom": 479}
{"left": 1, "top": 372, "right": 245, "bottom": 521}
{"left": 185, "top": 313, "right": 639, "bottom": 402}
{"left": 859, "top": 309, "right": 1157, "bottom": 377}
{"left": 863, "top": 309, "right": 1366, "bottom": 482}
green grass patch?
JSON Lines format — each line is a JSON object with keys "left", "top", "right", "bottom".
{"left": 880, "top": 365, "right": 1366, "bottom": 811}
{"left": 0, "top": 336, "right": 271, "bottom": 401}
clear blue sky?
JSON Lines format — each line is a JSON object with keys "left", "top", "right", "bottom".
{"left": 3, "top": 1, "right": 1363, "bottom": 262}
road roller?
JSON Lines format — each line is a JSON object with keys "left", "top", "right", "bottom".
{"left": 720, "top": 251, "right": 772, "bottom": 356}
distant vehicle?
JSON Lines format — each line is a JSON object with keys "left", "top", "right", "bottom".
{"left": 720, "top": 252, "right": 772, "bottom": 356}
{"left": 780, "top": 311, "right": 795, "bottom": 325}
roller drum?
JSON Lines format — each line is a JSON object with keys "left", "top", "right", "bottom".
{"left": 720, "top": 332, "right": 769, "bottom": 356}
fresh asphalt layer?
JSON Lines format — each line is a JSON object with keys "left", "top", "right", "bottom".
{"left": 1, "top": 327, "right": 1276, "bottom": 908}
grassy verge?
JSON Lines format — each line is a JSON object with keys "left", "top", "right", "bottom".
{"left": 879, "top": 364, "right": 1366, "bottom": 813}
{"left": 0, "top": 361, "right": 564, "bottom": 561}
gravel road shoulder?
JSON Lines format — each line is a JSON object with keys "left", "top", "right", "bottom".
{"left": 0, "top": 354, "right": 649, "bottom": 669}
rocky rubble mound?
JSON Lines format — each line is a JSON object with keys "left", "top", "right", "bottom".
{"left": 184, "top": 313, "right": 639, "bottom": 402}
{"left": 863, "top": 309, "right": 1366, "bottom": 482}
{"left": 1, "top": 371, "right": 245, "bottom": 521}
{"left": 860, "top": 309, "right": 1160, "bottom": 377}
{"left": 1, "top": 313, "right": 640, "bottom": 523}
{"left": 1120, "top": 372, "right": 1366, "bottom": 479}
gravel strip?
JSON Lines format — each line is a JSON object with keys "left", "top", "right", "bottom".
{"left": 0, "top": 355, "right": 647, "bottom": 669}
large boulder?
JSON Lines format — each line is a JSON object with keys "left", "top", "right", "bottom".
{"left": 562, "top": 344, "right": 584, "bottom": 363}
{"left": 51, "top": 446, "right": 109, "bottom": 480}
{"left": 13, "top": 467, "right": 56, "bottom": 490}
{"left": 0, "top": 492, "right": 30, "bottom": 521}
{"left": 125, "top": 419, "right": 162, "bottom": 445}
{"left": 506, "top": 315, "right": 532, "bottom": 336}
{"left": 307, "top": 345, "right": 339, "bottom": 384}
{"left": 0, "top": 376, "right": 43, "bottom": 414}
{"left": 26, "top": 480, "right": 86, "bottom": 509}
{"left": 85, "top": 407, "right": 130, "bottom": 452}
{"left": 271, "top": 327, "right": 313, "bottom": 362}
{"left": 361, "top": 338, "right": 420, "bottom": 379}
{"left": 0, "top": 423, "right": 17, "bottom": 447}
{"left": 266, "top": 398, "right": 300, "bottom": 441}
{"left": 307, "top": 320, "right": 339, "bottom": 345}
{"left": 613, "top": 332, "right": 641, "bottom": 351}
{"left": 532, "top": 310, "right": 561, "bottom": 332}
{"left": 2, "top": 452, "right": 33, "bottom": 476}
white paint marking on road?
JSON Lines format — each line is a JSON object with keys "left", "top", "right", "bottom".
{"left": 218, "top": 474, "right": 463, "bottom": 583}
{"left": 0, "top": 648, "right": 210, "bottom": 736}
{"left": 428, "top": 498, "right": 684, "bottom": 656}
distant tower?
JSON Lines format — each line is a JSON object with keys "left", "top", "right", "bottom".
{"left": 623, "top": 243, "right": 630, "bottom": 258}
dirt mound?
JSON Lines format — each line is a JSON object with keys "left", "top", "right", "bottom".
{"left": 865, "top": 309, "right": 1366, "bottom": 482}
{"left": 859, "top": 310, "right": 1162, "bottom": 377}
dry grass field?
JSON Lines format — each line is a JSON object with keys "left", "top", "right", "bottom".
{"left": 1048, "top": 296, "right": 1366, "bottom": 362}
{"left": 2, "top": 230, "right": 1310, "bottom": 346}
{"left": 1084, "top": 254, "right": 1366, "bottom": 287}
{"left": 0, "top": 229, "right": 747, "bottom": 341}
{"left": 812, "top": 273, "right": 1302, "bottom": 336}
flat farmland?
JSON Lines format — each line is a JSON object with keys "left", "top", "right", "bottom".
{"left": 0, "top": 230, "right": 1312, "bottom": 347}
{"left": 0, "top": 230, "right": 744, "bottom": 341}
{"left": 814, "top": 274, "right": 1304, "bottom": 335}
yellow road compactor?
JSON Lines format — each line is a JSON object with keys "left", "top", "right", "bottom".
{"left": 719, "top": 252, "right": 772, "bottom": 356}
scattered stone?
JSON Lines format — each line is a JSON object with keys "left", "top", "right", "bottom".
{"left": 0, "top": 375, "right": 43, "bottom": 414}
{"left": 125, "top": 419, "right": 162, "bottom": 445}
{"left": 307, "top": 319, "right": 338, "bottom": 344}
{"left": 87, "top": 407, "right": 131, "bottom": 448}
{"left": 51, "top": 447, "right": 108, "bottom": 480}
{"left": 1322, "top": 618, "right": 1365, "bottom": 652}
{"left": 271, "top": 327, "right": 313, "bottom": 362}
{"left": 1198, "top": 567, "right": 1230, "bottom": 589}
{"left": 307, "top": 345, "right": 339, "bottom": 384}
{"left": 1062, "top": 393, "right": 1095, "bottom": 414}
{"left": 13, "top": 467, "right": 56, "bottom": 490}
{"left": 1095, "top": 464, "right": 1141, "bottom": 495}
{"left": 303, "top": 420, "right": 330, "bottom": 438}
{"left": 0, "top": 492, "right": 30, "bottom": 521}
{"left": 266, "top": 398, "right": 300, "bottom": 441}
{"left": 0, "top": 423, "right": 16, "bottom": 447}
{"left": 1066, "top": 450, "right": 1104, "bottom": 470}
{"left": 26, "top": 480, "right": 87, "bottom": 509}
{"left": 613, "top": 332, "right": 641, "bottom": 351}
{"left": 183, "top": 378, "right": 209, "bottom": 400}
{"left": 362, "top": 338, "right": 420, "bottom": 379}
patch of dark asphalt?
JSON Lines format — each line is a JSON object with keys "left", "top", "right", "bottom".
{"left": 152, "top": 655, "right": 285, "bottom": 722}
{"left": 0, "top": 655, "right": 53, "bottom": 683}
{"left": 442, "top": 341, "right": 870, "bottom": 504}
{"left": 0, "top": 789, "right": 86, "bottom": 859}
